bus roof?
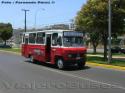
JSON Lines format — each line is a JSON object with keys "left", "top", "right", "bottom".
{"left": 23, "top": 29, "right": 74, "bottom": 34}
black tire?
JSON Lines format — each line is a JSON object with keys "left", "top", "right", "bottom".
{"left": 77, "top": 62, "right": 85, "bottom": 69}
{"left": 56, "top": 59, "right": 66, "bottom": 70}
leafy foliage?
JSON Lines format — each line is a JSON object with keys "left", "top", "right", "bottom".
{"left": 0, "top": 23, "right": 13, "bottom": 45}
{"left": 75, "top": 0, "right": 125, "bottom": 60}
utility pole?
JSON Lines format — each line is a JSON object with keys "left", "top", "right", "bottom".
{"left": 108, "top": 0, "right": 112, "bottom": 63}
{"left": 69, "top": 19, "right": 75, "bottom": 30}
{"left": 22, "top": 9, "right": 29, "bottom": 32}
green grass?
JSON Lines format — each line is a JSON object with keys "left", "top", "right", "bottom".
{"left": 87, "top": 56, "right": 125, "bottom": 67}
{"left": 0, "top": 48, "right": 21, "bottom": 53}
{"left": 87, "top": 52, "right": 125, "bottom": 57}
{"left": 112, "top": 53, "right": 125, "bottom": 56}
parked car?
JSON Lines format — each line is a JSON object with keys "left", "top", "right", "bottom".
{"left": 0, "top": 44, "right": 12, "bottom": 48}
{"left": 111, "top": 46, "right": 121, "bottom": 53}
{"left": 107, "top": 46, "right": 121, "bottom": 53}
{"left": 121, "top": 48, "right": 125, "bottom": 54}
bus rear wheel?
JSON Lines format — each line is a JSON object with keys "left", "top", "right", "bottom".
{"left": 29, "top": 55, "right": 35, "bottom": 63}
{"left": 56, "top": 59, "right": 65, "bottom": 70}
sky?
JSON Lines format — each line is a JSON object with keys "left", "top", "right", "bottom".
{"left": 0, "top": 0, "right": 87, "bottom": 29}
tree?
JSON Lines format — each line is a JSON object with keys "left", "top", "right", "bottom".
{"left": 89, "top": 30, "right": 100, "bottom": 54}
{"left": 75, "top": 0, "right": 125, "bottom": 61}
{"left": 0, "top": 23, "right": 13, "bottom": 46}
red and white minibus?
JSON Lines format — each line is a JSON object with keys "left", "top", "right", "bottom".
{"left": 22, "top": 30, "right": 87, "bottom": 69}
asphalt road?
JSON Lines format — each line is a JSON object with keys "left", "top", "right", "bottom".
{"left": 0, "top": 52, "right": 125, "bottom": 93}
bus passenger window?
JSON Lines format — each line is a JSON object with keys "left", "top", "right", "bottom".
{"left": 22, "top": 34, "right": 25, "bottom": 43}
{"left": 25, "top": 38, "right": 28, "bottom": 44}
{"left": 29, "top": 33, "right": 36, "bottom": 44}
{"left": 36, "top": 32, "right": 45, "bottom": 44}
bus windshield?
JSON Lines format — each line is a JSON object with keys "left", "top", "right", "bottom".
{"left": 63, "top": 37, "right": 84, "bottom": 47}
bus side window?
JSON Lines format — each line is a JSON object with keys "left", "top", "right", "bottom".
{"left": 52, "top": 33, "right": 58, "bottom": 46}
{"left": 22, "top": 34, "right": 25, "bottom": 43}
{"left": 29, "top": 33, "right": 36, "bottom": 44}
{"left": 25, "top": 38, "right": 28, "bottom": 44}
{"left": 36, "top": 32, "right": 45, "bottom": 44}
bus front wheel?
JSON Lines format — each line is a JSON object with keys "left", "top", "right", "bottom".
{"left": 77, "top": 62, "right": 85, "bottom": 69}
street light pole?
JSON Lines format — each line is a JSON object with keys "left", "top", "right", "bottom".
{"left": 34, "top": 8, "right": 45, "bottom": 29}
{"left": 108, "top": 0, "right": 112, "bottom": 63}
{"left": 22, "top": 9, "right": 29, "bottom": 32}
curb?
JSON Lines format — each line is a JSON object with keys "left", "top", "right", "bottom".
{"left": 0, "top": 50, "right": 125, "bottom": 71}
{"left": 86, "top": 62, "right": 125, "bottom": 71}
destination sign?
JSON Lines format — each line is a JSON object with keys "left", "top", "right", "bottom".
{"left": 63, "top": 31, "right": 83, "bottom": 37}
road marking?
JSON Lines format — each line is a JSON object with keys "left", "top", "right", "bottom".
{"left": 40, "top": 66, "right": 125, "bottom": 90}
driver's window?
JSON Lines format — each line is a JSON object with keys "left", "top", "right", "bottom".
{"left": 52, "top": 33, "right": 58, "bottom": 46}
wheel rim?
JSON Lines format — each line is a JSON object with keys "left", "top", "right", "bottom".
{"left": 57, "top": 59, "right": 63, "bottom": 69}
{"left": 30, "top": 56, "right": 33, "bottom": 62}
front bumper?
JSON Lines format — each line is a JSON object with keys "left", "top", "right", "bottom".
{"left": 64, "top": 58, "right": 86, "bottom": 66}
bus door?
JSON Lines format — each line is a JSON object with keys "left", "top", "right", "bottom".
{"left": 51, "top": 33, "right": 62, "bottom": 64}
{"left": 45, "top": 34, "right": 51, "bottom": 62}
